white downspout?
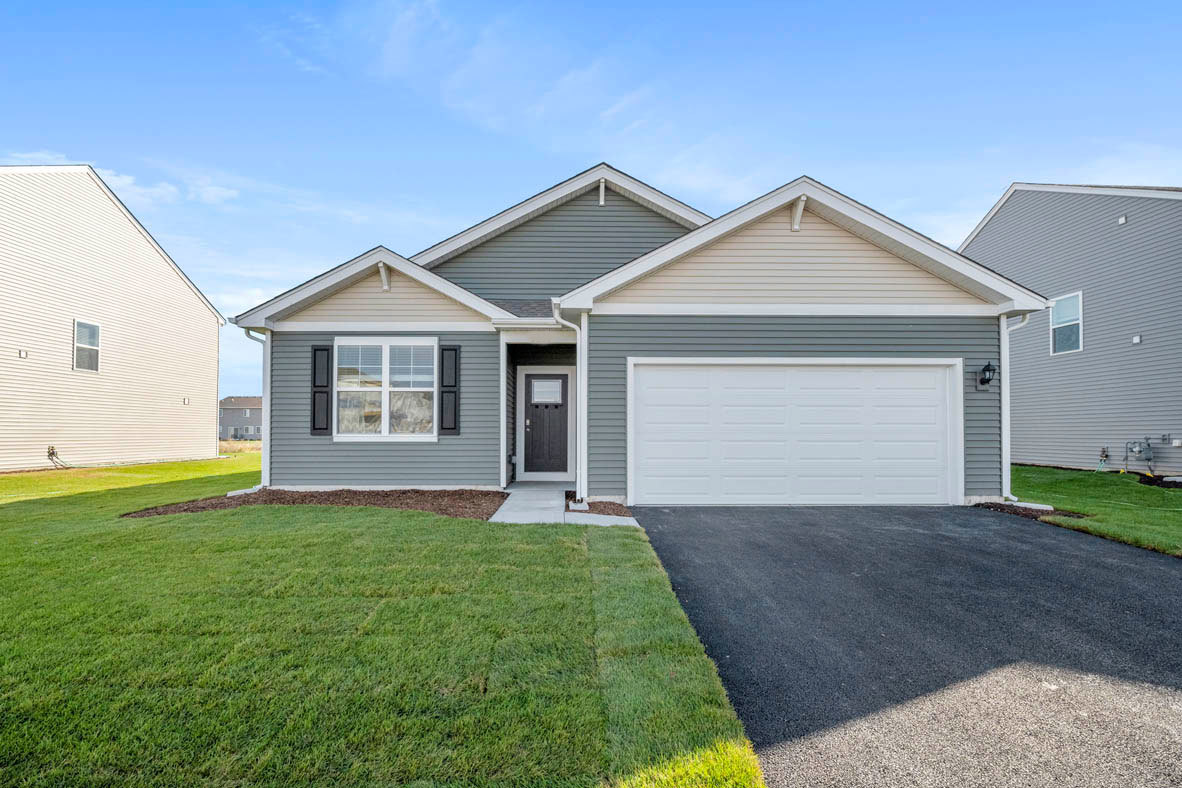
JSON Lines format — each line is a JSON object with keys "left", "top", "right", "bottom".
{"left": 551, "top": 299, "right": 587, "bottom": 500}
{"left": 1000, "top": 313, "right": 1030, "bottom": 500}
{"left": 243, "top": 328, "right": 270, "bottom": 488}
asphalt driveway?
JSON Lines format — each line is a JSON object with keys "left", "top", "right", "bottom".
{"left": 636, "top": 505, "right": 1182, "bottom": 787}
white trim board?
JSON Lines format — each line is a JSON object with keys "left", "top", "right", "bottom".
{"left": 411, "top": 163, "right": 711, "bottom": 269}
{"left": 960, "top": 182, "right": 1182, "bottom": 252}
{"left": 624, "top": 356, "right": 966, "bottom": 507}
{"left": 590, "top": 303, "right": 1014, "bottom": 317}
{"left": 561, "top": 176, "right": 1046, "bottom": 313}
{"left": 271, "top": 321, "right": 495, "bottom": 332}
{"left": 232, "top": 246, "right": 514, "bottom": 329}
{"left": 515, "top": 365, "right": 577, "bottom": 482}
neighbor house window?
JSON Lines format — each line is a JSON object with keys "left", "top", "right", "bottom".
{"left": 1049, "top": 292, "right": 1082, "bottom": 355}
{"left": 243, "top": 408, "right": 251, "bottom": 417}
{"left": 73, "top": 320, "right": 100, "bottom": 371}
{"left": 334, "top": 337, "right": 438, "bottom": 440}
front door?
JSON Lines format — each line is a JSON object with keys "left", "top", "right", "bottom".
{"left": 524, "top": 373, "right": 569, "bottom": 473}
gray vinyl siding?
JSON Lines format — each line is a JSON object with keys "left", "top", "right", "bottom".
{"left": 587, "top": 316, "right": 1002, "bottom": 498}
{"left": 963, "top": 190, "right": 1182, "bottom": 473}
{"left": 269, "top": 331, "right": 499, "bottom": 486}
{"left": 431, "top": 188, "right": 689, "bottom": 299}
{"left": 219, "top": 407, "right": 262, "bottom": 439}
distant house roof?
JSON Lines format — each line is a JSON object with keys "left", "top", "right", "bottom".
{"left": 960, "top": 182, "right": 1182, "bottom": 251}
{"left": 220, "top": 396, "right": 262, "bottom": 408}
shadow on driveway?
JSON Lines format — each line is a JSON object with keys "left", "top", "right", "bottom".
{"left": 637, "top": 505, "right": 1182, "bottom": 787}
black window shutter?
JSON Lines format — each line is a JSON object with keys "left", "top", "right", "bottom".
{"left": 439, "top": 345, "right": 460, "bottom": 435}
{"left": 310, "top": 345, "right": 332, "bottom": 435}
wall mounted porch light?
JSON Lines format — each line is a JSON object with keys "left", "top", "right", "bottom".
{"left": 978, "top": 362, "right": 996, "bottom": 386}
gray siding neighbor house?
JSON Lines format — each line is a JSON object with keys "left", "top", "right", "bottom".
{"left": 961, "top": 184, "right": 1182, "bottom": 474}
{"left": 233, "top": 163, "right": 1046, "bottom": 505}
{"left": 219, "top": 396, "right": 263, "bottom": 440}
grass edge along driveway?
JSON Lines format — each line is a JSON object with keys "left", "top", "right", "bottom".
{"left": 1012, "top": 464, "right": 1182, "bottom": 557}
{"left": 0, "top": 455, "right": 764, "bottom": 787}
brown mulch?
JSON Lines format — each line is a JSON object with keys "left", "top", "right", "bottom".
{"left": 1137, "top": 473, "right": 1182, "bottom": 490}
{"left": 123, "top": 488, "right": 509, "bottom": 520}
{"left": 974, "top": 502, "right": 1088, "bottom": 521}
{"left": 565, "top": 489, "right": 633, "bottom": 517}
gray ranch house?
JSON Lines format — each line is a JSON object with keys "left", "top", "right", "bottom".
{"left": 219, "top": 396, "right": 262, "bottom": 440}
{"left": 961, "top": 183, "right": 1182, "bottom": 474}
{"left": 233, "top": 165, "right": 1046, "bottom": 505}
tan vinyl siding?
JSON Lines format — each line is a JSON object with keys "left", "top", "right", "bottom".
{"left": 287, "top": 271, "right": 489, "bottom": 323}
{"left": 602, "top": 208, "right": 986, "bottom": 304}
{"left": 0, "top": 168, "right": 220, "bottom": 471}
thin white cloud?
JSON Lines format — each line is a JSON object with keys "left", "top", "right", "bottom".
{"left": 0, "top": 150, "right": 74, "bottom": 165}
{"left": 187, "top": 182, "right": 240, "bottom": 205}
{"left": 3, "top": 150, "right": 183, "bottom": 211}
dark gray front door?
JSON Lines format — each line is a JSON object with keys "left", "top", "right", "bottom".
{"left": 524, "top": 374, "right": 568, "bottom": 473}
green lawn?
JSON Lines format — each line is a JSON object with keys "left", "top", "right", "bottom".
{"left": 0, "top": 455, "right": 762, "bottom": 787}
{"left": 1012, "top": 464, "right": 1182, "bottom": 557}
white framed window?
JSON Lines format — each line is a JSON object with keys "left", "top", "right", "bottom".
{"left": 333, "top": 336, "right": 438, "bottom": 441}
{"left": 1049, "top": 291, "right": 1083, "bottom": 355}
{"left": 243, "top": 408, "right": 251, "bottom": 417}
{"left": 73, "top": 319, "right": 100, "bottom": 372}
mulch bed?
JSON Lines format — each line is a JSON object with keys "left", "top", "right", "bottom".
{"left": 565, "top": 490, "right": 633, "bottom": 517}
{"left": 1137, "top": 474, "right": 1182, "bottom": 490}
{"left": 974, "top": 502, "right": 1088, "bottom": 521}
{"left": 123, "top": 488, "right": 509, "bottom": 521}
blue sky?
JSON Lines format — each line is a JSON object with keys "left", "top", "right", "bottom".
{"left": 4, "top": 1, "right": 1180, "bottom": 396}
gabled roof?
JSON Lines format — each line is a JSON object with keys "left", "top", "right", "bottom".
{"left": 560, "top": 176, "right": 1047, "bottom": 312}
{"left": 0, "top": 164, "right": 225, "bottom": 325}
{"left": 959, "top": 182, "right": 1182, "bottom": 251}
{"left": 411, "top": 163, "right": 711, "bottom": 269}
{"left": 220, "top": 396, "right": 262, "bottom": 408}
{"left": 231, "top": 246, "right": 515, "bottom": 329}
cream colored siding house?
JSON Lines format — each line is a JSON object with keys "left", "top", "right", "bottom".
{"left": 235, "top": 165, "right": 1046, "bottom": 506}
{"left": 0, "top": 165, "right": 223, "bottom": 471}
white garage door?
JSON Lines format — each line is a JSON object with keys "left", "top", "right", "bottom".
{"left": 629, "top": 360, "right": 962, "bottom": 505}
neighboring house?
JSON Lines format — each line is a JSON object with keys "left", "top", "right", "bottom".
{"left": 0, "top": 165, "right": 223, "bottom": 471}
{"left": 220, "top": 396, "right": 263, "bottom": 440}
{"left": 961, "top": 183, "right": 1182, "bottom": 474}
{"left": 233, "top": 164, "right": 1045, "bottom": 505}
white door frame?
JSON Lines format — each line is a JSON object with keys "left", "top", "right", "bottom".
{"left": 625, "top": 357, "right": 966, "bottom": 506}
{"left": 516, "top": 365, "right": 577, "bottom": 482}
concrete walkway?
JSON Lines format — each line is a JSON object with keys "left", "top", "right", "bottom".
{"left": 489, "top": 481, "right": 638, "bottom": 526}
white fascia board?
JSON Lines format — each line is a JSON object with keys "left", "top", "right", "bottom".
{"left": 270, "top": 321, "right": 494, "bottom": 332}
{"left": 590, "top": 303, "right": 1018, "bottom": 317}
{"left": 233, "top": 246, "right": 514, "bottom": 329}
{"left": 959, "top": 182, "right": 1182, "bottom": 252}
{"left": 562, "top": 177, "right": 1047, "bottom": 312}
{"left": 411, "top": 164, "right": 711, "bottom": 269}
{"left": 490, "top": 318, "right": 561, "bottom": 329}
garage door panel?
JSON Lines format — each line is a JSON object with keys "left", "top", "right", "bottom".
{"left": 719, "top": 440, "right": 789, "bottom": 460}
{"left": 871, "top": 404, "right": 941, "bottom": 427}
{"left": 631, "top": 362, "right": 958, "bottom": 505}
{"left": 872, "top": 439, "right": 942, "bottom": 461}
{"left": 639, "top": 439, "right": 713, "bottom": 461}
